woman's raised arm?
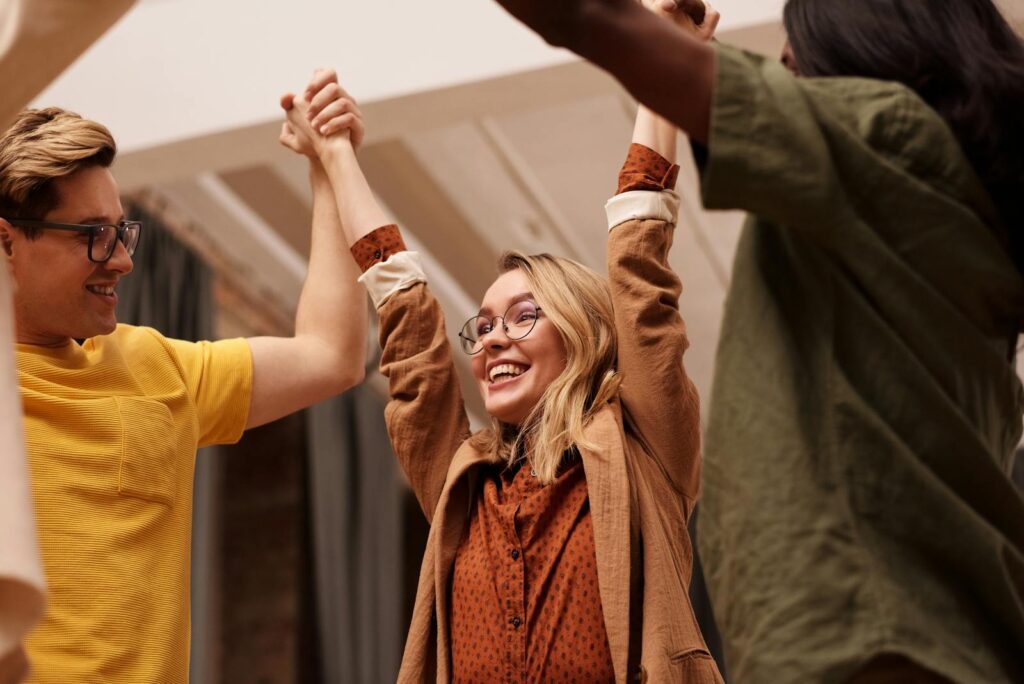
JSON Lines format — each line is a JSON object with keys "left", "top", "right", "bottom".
{"left": 605, "top": 2, "right": 718, "bottom": 509}
{"left": 284, "top": 74, "right": 472, "bottom": 520}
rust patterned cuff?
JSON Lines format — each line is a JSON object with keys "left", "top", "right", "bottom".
{"left": 350, "top": 224, "right": 407, "bottom": 273}
{"left": 616, "top": 143, "right": 680, "bottom": 194}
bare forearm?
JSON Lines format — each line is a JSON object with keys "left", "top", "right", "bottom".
{"left": 294, "top": 162, "right": 366, "bottom": 364}
{"left": 317, "top": 140, "right": 391, "bottom": 247}
{"left": 243, "top": 162, "right": 367, "bottom": 428}
{"left": 632, "top": 105, "right": 678, "bottom": 162}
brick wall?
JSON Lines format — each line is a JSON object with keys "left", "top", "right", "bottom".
{"left": 217, "top": 411, "right": 320, "bottom": 683}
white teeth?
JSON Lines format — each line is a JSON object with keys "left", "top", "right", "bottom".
{"left": 87, "top": 285, "right": 115, "bottom": 296}
{"left": 489, "top": 363, "right": 527, "bottom": 382}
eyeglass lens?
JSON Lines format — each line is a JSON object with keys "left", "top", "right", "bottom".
{"left": 91, "top": 223, "right": 140, "bottom": 262}
{"left": 460, "top": 300, "right": 539, "bottom": 354}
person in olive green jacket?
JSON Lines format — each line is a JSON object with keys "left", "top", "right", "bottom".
{"left": 489, "top": 0, "right": 1024, "bottom": 682}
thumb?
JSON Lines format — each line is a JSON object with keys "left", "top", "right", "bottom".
{"left": 278, "top": 122, "right": 299, "bottom": 151}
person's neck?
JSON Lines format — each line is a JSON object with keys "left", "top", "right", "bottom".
{"left": 15, "top": 325, "right": 73, "bottom": 348}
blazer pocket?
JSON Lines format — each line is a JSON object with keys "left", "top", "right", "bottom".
{"left": 669, "top": 648, "right": 721, "bottom": 684}
{"left": 115, "top": 396, "right": 177, "bottom": 506}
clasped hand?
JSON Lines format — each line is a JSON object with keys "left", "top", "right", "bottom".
{"left": 647, "top": 0, "right": 720, "bottom": 40}
{"left": 279, "top": 68, "right": 365, "bottom": 158}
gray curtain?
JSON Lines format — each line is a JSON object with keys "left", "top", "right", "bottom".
{"left": 118, "top": 205, "right": 213, "bottom": 341}
{"left": 118, "top": 204, "right": 218, "bottom": 684}
{"left": 307, "top": 383, "right": 414, "bottom": 684}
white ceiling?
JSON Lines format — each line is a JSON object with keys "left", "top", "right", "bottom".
{"left": 32, "top": 0, "right": 791, "bottom": 153}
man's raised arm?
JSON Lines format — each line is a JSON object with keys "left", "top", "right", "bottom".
{"left": 243, "top": 72, "right": 369, "bottom": 429}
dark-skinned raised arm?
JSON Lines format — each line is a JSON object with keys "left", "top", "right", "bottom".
{"left": 493, "top": 0, "right": 714, "bottom": 143}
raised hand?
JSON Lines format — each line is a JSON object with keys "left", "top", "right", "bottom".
{"left": 647, "top": 0, "right": 720, "bottom": 41}
{"left": 278, "top": 95, "right": 320, "bottom": 158}
{"left": 303, "top": 71, "right": 364, "bottom": 145}
{"left": 279, "top": 68, "right": 365, "bottom": 158}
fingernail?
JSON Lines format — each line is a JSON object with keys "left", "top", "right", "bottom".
{"left": 320, "top": 125, "right": 330, "bottom": 134}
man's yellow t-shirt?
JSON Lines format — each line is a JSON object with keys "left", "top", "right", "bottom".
{"left": 17, "top": 324, "right": 253, "bottom": 683}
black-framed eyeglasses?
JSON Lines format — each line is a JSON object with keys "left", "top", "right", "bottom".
{"left": 458, "top": 301, "right": 543, "bottom": 355}
{"left": 7, "top": 219, "right": 142, "bottom": 263}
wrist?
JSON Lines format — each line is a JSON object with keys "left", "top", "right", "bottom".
{"left": 308, "top": 158, "right": 329, "bottom": 184}
{"left": 315, "top": 135, "right": 356, "bottom": 165}
{"left": 632, "top": 106, "right": 677, "bottom": 163}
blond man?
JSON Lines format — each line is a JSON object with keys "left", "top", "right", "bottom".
{"left": 0, "top": 80, "right": 365, "bottom": 681}
{"left": 0, "top": 1, "right": 137, "bottom": 682}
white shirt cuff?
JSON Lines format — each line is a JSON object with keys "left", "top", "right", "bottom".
{"left": 604, "top": 190, "right": 680, "bottom": 232}
{"left": 358, "top": 251, "right": 427, "bottom": 308}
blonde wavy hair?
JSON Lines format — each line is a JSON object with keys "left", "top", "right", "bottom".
{"left": 0, "top": 107, "right": 116, "bottom": 233}
{"left": 470, "top": 251, "right": 622, "bottom": 484}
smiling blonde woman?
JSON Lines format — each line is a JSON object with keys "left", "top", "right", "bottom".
{"left": 278, "top": 6, "right": 721, "bottom": 680}
{"left": 465, "top": 251, "right": 623, "bottom": 485}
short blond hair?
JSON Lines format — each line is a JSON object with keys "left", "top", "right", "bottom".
{"left": 0, "top": 107, "right": 116, "bottom": 231}
{"left": 470, "top": 251, "right": 622, "bottom": 484}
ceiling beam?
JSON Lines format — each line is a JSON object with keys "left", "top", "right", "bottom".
{"left": 359, "top": 139, "right": 500, "bottom": 299}
{"left": 113, "top": 59, "right": 624, "bottom": 193}
{"left": 153, "top": 175, "right": 306, "bottom": 326}
{"left": 129, "top": 189, "right": 294, "bottom": 337}
{"left": 475, "top": 117, "right": 581, "bottom": 261}
{"left": 219, "top": 165, "right": 314, "bottom": 259}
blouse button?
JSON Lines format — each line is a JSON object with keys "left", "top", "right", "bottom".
{"left": 511, "top": 549, "right": 520, "bottom": 561}
{"left": 510, "top": 617, "right": 522, "bottom": 628}
{"left": 373, "top": 249, "right": 383, "bottom": 259}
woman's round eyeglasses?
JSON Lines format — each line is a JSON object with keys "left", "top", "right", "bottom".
{"left": 8, "top": 219, "right": 143, "bottom": 263}
{"left": 458, "top": 301, "right": 542, "bottom": 355}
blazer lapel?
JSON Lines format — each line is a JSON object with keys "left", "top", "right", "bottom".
{"left": 431, "top": 442, "right": 492, "bottom": 681}
{"left": 580, "top": 402, "right": 634, "bottom": 683}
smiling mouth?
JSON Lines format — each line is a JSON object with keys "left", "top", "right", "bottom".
{"left": 488, "top": 363, "right": 529, "bottom": 386}
{"left": 85, "top": 284, "right": 117, "bottom": 301}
